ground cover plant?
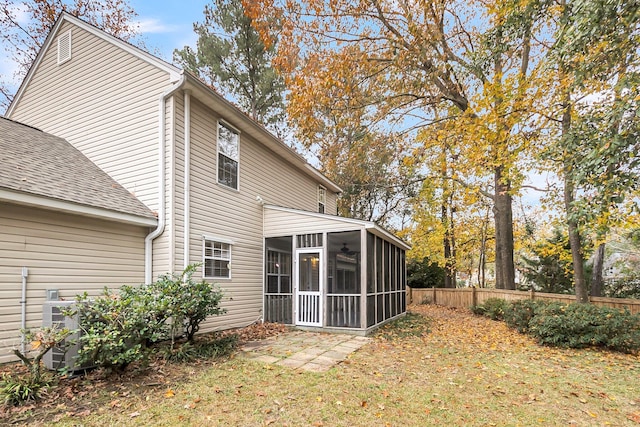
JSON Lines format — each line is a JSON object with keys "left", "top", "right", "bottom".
{"left": 1, "top": 305, "right": 639, "bottom": 426}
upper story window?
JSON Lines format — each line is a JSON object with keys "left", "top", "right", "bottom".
{"left": 217, "top": 122, "right": 239, "bottom": 190}
{"left": 203, "top": 238, "right": 232, "bottom": 279}
{"left": 318, "top": 185, "right": 326, "bottom": 213}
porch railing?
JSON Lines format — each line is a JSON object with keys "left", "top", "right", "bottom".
{"left": 326, "top": 294, "right": 361, "bottom": 328}
{"left": 264, "top": 294, "right": 293, "bottom": 324}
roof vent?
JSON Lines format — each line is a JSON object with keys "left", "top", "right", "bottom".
{"left": 57, "top": 30, "right": 72, "bottom": 65}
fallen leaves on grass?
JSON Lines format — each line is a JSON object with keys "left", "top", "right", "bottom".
{"left": 2, "top": 305, "right": 638, "bottom": 426}
{"left": 233, "top": 322, "right": 288, "bottom": 343}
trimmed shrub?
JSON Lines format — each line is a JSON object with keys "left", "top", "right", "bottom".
{"left": 503, "top": 299, "right": 548, "bottom": 333}
{"left": 147, "top": 264, "right": 226, "bottom": 342}
{"left": 73, "top": 286, "right": 160, "bottom": 372}
{"left": 471, "top": 298, "right": 508, "bottom": 321}
{"left": 70, "top": 264, "right": 226, "bottom": 372}
{"left": 528, "top": 302, "right": 640, "bottom": 353}
{"left": 597, "top": 308, "right": 640, "bottom": 353}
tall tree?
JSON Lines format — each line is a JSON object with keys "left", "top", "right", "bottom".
{"left": 246, "top": 0, "right": 545, "bottom": 290}
{"left": 174, "top": 0, "right": 286, "bottom": 133}
{"left": 541, "top": 0, "right": 640, "bottom": 302}
{"left": 0, "top": 0, "right": 138, "bottom": 111}
{"left": 285, "top": 43, "right": 416, "bottom": 224}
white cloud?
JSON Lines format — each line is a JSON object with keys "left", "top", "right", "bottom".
{"left": 134, "top": 18, "right": 180, "bottom": 34}
{"left": 175, "top": 32, "right": 198, "bottom": 50}
{"left": 8, "top": 3, "right": 30, "bottom": 25}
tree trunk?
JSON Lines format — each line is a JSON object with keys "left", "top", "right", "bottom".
{"left": 493, "top": 166, "right": 516, "bottom": 290}
{"left": 442, "top": 203, "right": 455, "bottom": 288}
{"left": 559, "top": 82, "right": 589, "bottom": 303}
{"left": 565, "top": 172, "right": 589, "bottom": 302}
{"left": 478, "top": 206, "right": 490, "bottom": 288}
{"left": 590, "top": 242, "right": 605, "bottom": 297}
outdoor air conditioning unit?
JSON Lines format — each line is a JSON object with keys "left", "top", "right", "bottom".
{"left": 42, "top": 300, "right": 92, "bottom": 373}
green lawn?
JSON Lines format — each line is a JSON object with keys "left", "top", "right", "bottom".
{"left": 6, "top": 305, "right": 640, "bottom": 426}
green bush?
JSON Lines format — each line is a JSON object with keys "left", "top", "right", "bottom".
{"left": 503, "top": 299, "right": 548, "bottom": 333}
{"left": 71, "top": 264, "right": 226, "bottom": 372}
{"left": 528, "top": 303, "right": 640, "bottom": 353}
{"left": 471, "top": 298, "right": 508, "bottom": 321}
{"left": 148, "top": 264, "right": 226, "bottom": 342}
{"left": 73, "top": 286, "right": 160, "bottom": 372}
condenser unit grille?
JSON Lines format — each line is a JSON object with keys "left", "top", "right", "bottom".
{"left": 42, "top": 301, "right": 93, "bottom": 373}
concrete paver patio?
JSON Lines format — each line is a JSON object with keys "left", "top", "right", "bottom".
{"left": 239, "top": 331, "right": 371, "bottom": 372}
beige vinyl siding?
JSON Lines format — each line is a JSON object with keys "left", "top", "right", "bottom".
{"left": 172, "top": 94, "right": 185, "bottom": 273}
{"left": 185, "top": 98, "right": 337, "bottom": 331}
{"left": 8, "top": 21, "right": 171, "bottom": 212}
{"left": 325, "top": 191, "right": 338, "bottom": 215}
{"left": 151, "top": 96, "right": 176, "bottom": 280}
{"left": 264, "top": 208, "right": 361, "bottom": 237}
{"left": 0, "top": 203, "right": 147, "bottom": 364}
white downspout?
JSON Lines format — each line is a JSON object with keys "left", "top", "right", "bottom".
{"left": 183, "top": 89, "right": 191, "bottom": 270}
{"left": 145, "top": 75, "right": 186, "bottom": 284}
{"left": 20, "top": 267, "right": 28, "bottom": 355}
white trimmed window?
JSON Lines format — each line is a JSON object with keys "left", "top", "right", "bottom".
{"left": 318, "top": 185, "right": 326, "bottom": 213}
{"left": 217, "top": 122, "right": 239, "bottom": 189}
{"left": 203, "top": 238, "right": 231, "bottom": 279}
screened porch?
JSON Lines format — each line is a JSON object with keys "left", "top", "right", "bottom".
{"left": 262, "top": 205, "right": 409, "bottom": 333}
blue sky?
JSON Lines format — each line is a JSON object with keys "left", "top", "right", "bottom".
{"left": 127, "top": 0, "right": 209, "bottom": 61}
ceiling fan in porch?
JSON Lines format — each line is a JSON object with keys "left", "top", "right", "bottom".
{"left": 341, "top": 243, "right": 357, "bottom": 256}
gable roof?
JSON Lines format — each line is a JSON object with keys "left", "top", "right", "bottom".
{"left": 0, "top": 117, "right": 156, "bottom": 226}
{"left": 7, "top": 13, "right": 342, "bottom": 194}
{"left": 7, "top": 13, "right": 181, "bottom": 112}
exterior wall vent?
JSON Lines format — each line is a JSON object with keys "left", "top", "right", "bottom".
{"left": 57, "top": 30, "right": 72, "bottom": 65}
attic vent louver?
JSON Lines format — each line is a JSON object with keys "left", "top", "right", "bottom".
{"left": 57, "top": 30, "right": 72, "bottom": 65}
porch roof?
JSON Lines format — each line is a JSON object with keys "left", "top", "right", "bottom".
{"left": 263, "top": 205, "right": 411, "bottom": 250}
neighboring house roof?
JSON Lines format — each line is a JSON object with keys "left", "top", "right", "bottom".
{"left": 7, "top": 12, "right": 342, "bottom": 194}
{"left": 0, "top": 117, "right": 157, "bottom": 226}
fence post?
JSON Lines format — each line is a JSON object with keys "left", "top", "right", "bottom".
{"left": 529, "top": 288, "right": 535, "bottom": 301}
{"left": 433, "top": 287, "right": 437, "bottom": 305}
{"left": 472, "top": 286, "right": 477, "bottom": 307}
{"left": 408, "top": 286, "right": 413, "bottom": 304}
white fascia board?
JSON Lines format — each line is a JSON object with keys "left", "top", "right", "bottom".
{"left": 0, "top": 189, "right": 157, "bottom": 227}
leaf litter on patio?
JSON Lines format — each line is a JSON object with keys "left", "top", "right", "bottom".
{"left": 2, "top": 305, "right": 639, "bottom": 426}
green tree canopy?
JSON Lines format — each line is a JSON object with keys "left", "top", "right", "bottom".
{"left": 174, "top": 0, "right": 286, "bottom": 133}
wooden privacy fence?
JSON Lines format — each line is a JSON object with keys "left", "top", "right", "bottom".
{"left": 406, "top": 287, "right": 640, "bottom": 315}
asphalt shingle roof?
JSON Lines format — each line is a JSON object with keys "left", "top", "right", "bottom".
{"left": 0, "top": 117, "right": 156, "bottom": 220}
